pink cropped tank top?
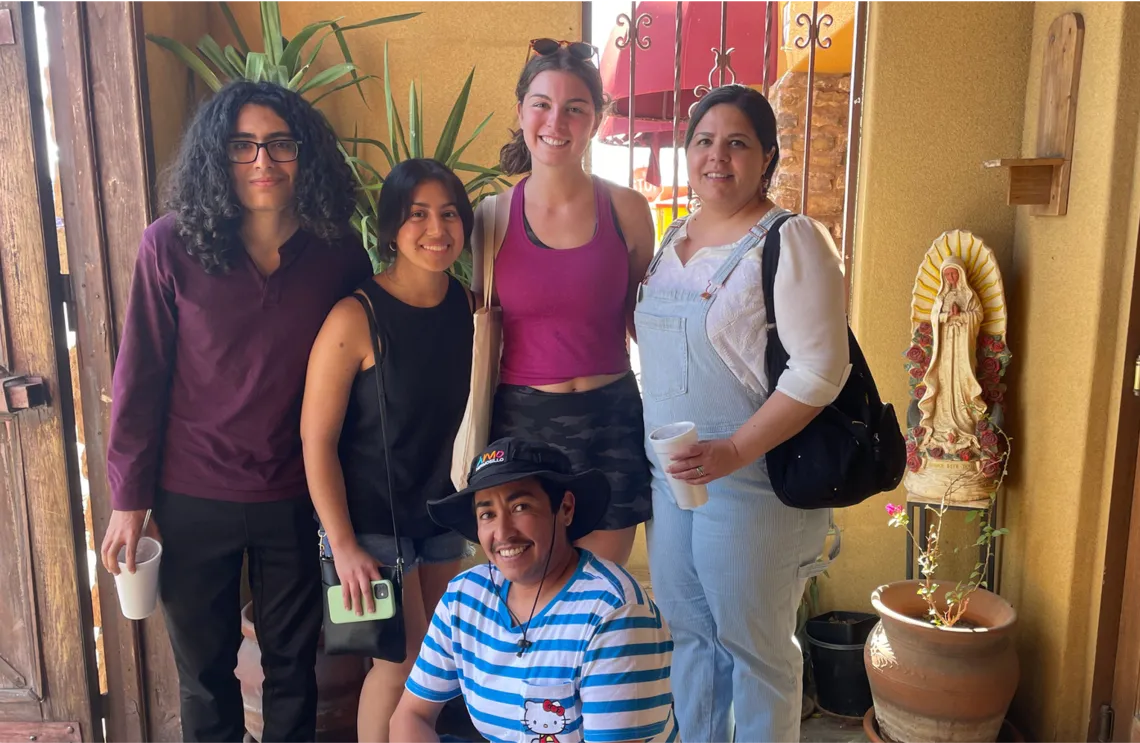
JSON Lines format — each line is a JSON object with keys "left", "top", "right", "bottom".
{"left": 495, "top": 177, "right": 631, "bottom": 387}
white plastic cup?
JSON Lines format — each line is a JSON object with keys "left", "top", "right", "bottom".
{"left": 649, "top": 422, "right": 710, "bottom": 510}
{"left": 114, "top": 536, "right": 163, "bottom": 620}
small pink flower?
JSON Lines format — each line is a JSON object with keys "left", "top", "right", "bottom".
{"left": 907, "top": 346, "right": 926, "bottom": 363}
{"left": 906, "top": 440, "right": 917, "bottom": 454}
{"left": 977, "top": 420, "right": 990, "bottom": 432}
{"left": 918, "top": 322, "right": 933, "bottom": 335}
{"left": 909, "top": 366, "right": 925, "bottom": 379}
{"left": 980, "top": 430, "right": 999, "bottom": 448}
{"left": 907, "top": 453, "right": 922, "bottom": 472}
{"left": 982, "top": 459, "right": 1002, "bottom": 478}
{"left": 914, "top": 384, "right": 927, "bottom": 400}
{"left": 930, "top": 446, "right": 945, "bottom": 459}
{"left": 913, "top": 426, "right": 926, "bottom": 438}
{"left": 991, "top": 339, "right": 1005, "bottom": 353}
{"left": 986, "top": 389, "right": 1005, "bottom": 404}
{"left": 886, "top": 503, "right": 905, "bottom": 518}
{"left": 959, "top": 451, "right": 970, "bottom": 461}
{"left": 981, "top": 357, "right": 1001, "bottom": 374}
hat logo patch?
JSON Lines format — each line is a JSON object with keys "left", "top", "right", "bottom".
{"left": 475, "top": 450, "right": 506, "bottom": 472}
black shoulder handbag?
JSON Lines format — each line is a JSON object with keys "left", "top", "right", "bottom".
{"left": 319, "top": 292, "right": 407, "bottom": 661}
{"left": 761, "top": 214, "right": 907, "bottom": 509}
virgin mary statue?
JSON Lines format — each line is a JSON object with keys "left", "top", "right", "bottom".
{"left": 916, "top": 256, "right": 987, "bottom": 453}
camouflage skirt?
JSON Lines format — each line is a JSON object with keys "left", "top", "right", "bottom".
{"left": 490, "top": 371, "right": 653, "bottom": 530}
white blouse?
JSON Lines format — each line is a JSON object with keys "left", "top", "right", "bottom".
{"left": 644, "top": 211, "right": 851, "bottom": 407}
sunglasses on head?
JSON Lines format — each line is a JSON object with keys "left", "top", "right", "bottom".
{"left": 528, "top": 38, "right": 597, "bottom": 63}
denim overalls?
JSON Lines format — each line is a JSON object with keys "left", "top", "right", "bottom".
{"left": 634, "top": 207, "right": 839, "bottom": 743}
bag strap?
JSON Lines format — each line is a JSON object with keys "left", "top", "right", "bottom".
{"left": 761, "top": 214, "right": 797, "bottom": 392}
{"left": 481, "top": 194, "right": 500, "bottom": 310}
{"left": 643, "top": 217, "right": 687, "bottom": 281}
{"left": 350, "top": 291, "right": 405, "bottom": 581}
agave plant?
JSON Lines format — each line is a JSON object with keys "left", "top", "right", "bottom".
{"left": 146, "top": 1, "right": 420, "bottom": 103}
{"left": 343, "top": 44, "right": 512, "bottom": 283}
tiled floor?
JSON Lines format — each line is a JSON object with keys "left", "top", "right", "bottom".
{"left": 801, "top": 707, "right": 869, "bottom": 742}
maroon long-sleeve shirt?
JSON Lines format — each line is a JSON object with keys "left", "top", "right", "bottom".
{"left": 107, "top": 213, "right": 373, "bottom": 511}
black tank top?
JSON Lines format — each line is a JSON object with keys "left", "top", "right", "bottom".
{"left": 339, "top": 276, "right": 473, "bottom": 538}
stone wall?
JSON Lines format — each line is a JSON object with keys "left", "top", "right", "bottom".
{"left": 768, "top": 71, "right": 852, "bottom": 247}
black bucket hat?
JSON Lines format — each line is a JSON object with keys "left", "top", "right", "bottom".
{"left": 427, "top": 437, "right": 610, "bottom": 544}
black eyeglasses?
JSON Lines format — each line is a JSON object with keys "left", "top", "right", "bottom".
{"left": 529, "top": 38, "right": 597, "bottom": 63}
{"left": 226, "top": 139, "right": 302, "bottom": 164}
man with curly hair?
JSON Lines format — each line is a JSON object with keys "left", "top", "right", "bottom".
{"left": 99, "top": 81, "right": 372, "bottom": 742}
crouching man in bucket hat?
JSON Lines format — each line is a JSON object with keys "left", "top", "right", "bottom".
{"left": 391, "top": 437, "right": 678, "bottom": 743}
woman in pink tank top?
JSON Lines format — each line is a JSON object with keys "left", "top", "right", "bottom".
{"left": 471, "top": 42, "right": 656, "bottom": 565}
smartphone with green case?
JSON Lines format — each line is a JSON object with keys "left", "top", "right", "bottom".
{"left": 327, "top": 579, "right": 397, "bottom": 624}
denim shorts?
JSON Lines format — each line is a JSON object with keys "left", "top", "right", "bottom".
{"left": 320, "top": 530, "right": 473, "bottom": 569}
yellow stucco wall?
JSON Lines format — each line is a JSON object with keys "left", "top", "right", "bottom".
{"left": 841, "top": 2, "right": 1140, "bottom": 738}
{"left": 142, "top": 3, "right": 212, "bottom": 183}
{"left": 1001, "top": 3, "right": 1140, "bottom": 737}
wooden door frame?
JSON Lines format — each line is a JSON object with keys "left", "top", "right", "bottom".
{"left": 0, "top": 1, "right": 101, "bottom": 737}
{"left": 44, "top": 3, "right": 182, "bottom": 741}
{"left": 1089, "top": 212, "right": 1140, "bottom": 741}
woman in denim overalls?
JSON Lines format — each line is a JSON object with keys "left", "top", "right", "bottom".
{"left": 635, "top": 85, "right": 848, "bottom": 742}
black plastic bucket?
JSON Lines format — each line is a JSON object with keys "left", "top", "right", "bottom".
{"left": 804, "top": 611, "right": 876, "bottom": 717}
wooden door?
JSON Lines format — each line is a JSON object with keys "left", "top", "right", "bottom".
{"left": 0, "top": 3, "right": 102, "bottom": 740}
{"left": 1113, "top": 434, "right": 1140, "bottom": 739}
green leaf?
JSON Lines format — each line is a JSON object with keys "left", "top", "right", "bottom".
{"left": 453, "top": 161, "right": 504, "bottom": 176}
{"left": 224, "top": 46, "right": 247, "bottom": 78}
{"left": 464, "top": 172, "right": 502, "bottom": 193}
{"left": 383, "top": 45, "right": 410, "bottom": 160}
{"left": 343, "top": 137, "right": 397, "bottom": 169}
{"left": 337, "top": 12, "right": 422, "bottom": 31}
{"left": 301, "top": 28, "right": 336, "bottom": 76}
{"left": 996, "top": 528, "right": 1010, "bottom": 536}
{"left": 146, "top": 35, "right": 223, "bottom": 92}
{"left": 330, "top": 21, "right": 367, "bottom": 106}
{"left": 260, "top": 1, "right": 284, "bottom": 67}
{"left": 288, "top": 64, "right": 310, "bottom": 89}
{"left": 980, "top": 581, "right": 988, "bottom": 589}
{"left": 219, "top": 2, "right": 250, "bottom": 54}
{"left": 434, "top": 67, "right": 475, "bottom": 163}
{"left": 280, "top": 19, "right": 340, "bottom": 75}
{"left": 446, "top": 111, "right": 494, "bottom": 167}
{"left": 312, "top": 74, "right": 377, "bottom": 104}
{"left": 343, "top": 154, "right": 386, "bottom": 186}
{"left": 408, "top": 81, "right": 422, "bottom": 158}
{"left": 197, "top": 35, "right": 240, "bottom": 80}
{"left": 297, "top": 62, "right": 358, "bottom": 94}
{"left": 965, "top": 510, "right": 977, "bottom": 523}
{"left": 269, "top": 64, "right": 291, "bottom": 86}
{"left": 351, "top": 123, "right": 359, "bottom": 158}
{"left": 975, "top": 535, "right": 988, "bottom": 546}
{"left": 244, "top": 52, "right": 267, "bottom": 83}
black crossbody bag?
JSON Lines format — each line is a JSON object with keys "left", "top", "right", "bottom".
{"left": 319, "top": 292, "right": 407, "bottom": 661}
{"left": 761, "top": 215, "right": 907, "bottom": 509}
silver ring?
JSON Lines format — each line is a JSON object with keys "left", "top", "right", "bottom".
{"left": 696, "top": 465, "right": 706, "bottom": 477}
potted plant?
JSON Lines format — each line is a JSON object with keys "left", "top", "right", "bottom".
{"left": 863, "top": 468, "right": 1018, "bottom": 743}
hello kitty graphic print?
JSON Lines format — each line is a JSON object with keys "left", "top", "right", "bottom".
{"left": 523, "top": 698, "right": 567, "bottom": 743}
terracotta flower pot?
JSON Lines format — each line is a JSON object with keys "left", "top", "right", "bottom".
{"left": 234, "top": 602, "right": 368, "bottom": 742}
{"left": 863, "top": 581, "right": 1018, "bottom": 743}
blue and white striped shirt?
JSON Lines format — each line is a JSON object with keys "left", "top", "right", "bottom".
{"left": 406, "top": 551, "right": 678, "bottom": 743}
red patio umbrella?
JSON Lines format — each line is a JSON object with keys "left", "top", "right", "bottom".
{"left": 597, "top": 1, "right": 779, "bottom": 184}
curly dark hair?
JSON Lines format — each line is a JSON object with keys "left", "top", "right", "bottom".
{"left": 162, "top": 80, "right": 357, "bottom": 274}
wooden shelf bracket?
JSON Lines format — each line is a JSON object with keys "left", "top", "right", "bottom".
{"left": 985, "top": 12, "right": 1084, "bottom": 216}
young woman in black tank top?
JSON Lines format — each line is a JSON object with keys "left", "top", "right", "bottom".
{"left": 300, "top": 159, "right": 475, "bottom": 742}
